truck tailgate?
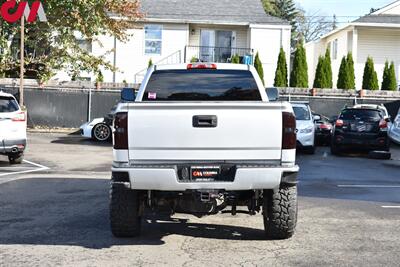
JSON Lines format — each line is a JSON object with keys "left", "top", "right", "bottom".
{"left": 128, "top": 103, "right": 283, "bottom": 161}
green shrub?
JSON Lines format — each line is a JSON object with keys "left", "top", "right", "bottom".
{"left": 337, "top": 56, "right": 348, "bottom": 89}
{"left": 362, "top": 56, "right": 379, "bottom": 90}
{"left": 290, "top": 41, "right": 308, "bottom": 88}
{"left": 274, "top": 47, "right": 288, "bottom": 87}
{"left": 254, "top": 52, "right": 264, "bottom": 85}
{"left": 148, "top": 58, "right": 153, "bottom": 68}
{"left": 323, "top": 48, "right": 333, "bottom": 88}
{"left": 231, "top": 54, "right": 240, "bottom": 64}
{"left": 382, "top": 61, "right": 397, "bottom": 91}
{"left": 346, "top": 52, "right": 355, "bottom": 89}
{"left": 313, "top": 56, "right": 326, "bottom": 89}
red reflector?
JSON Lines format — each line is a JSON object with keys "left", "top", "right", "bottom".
{"left": 187, "top": 63, "right": 217, "bottom": 69}
{"left": 379, "top": 119, "right": 388, "bottom": 129}
{"left": 320, "top": 124, "right": 332, "bottom": 130}
{"left": 114, "top": 112, "right": 128, "bottom": 150}
{"left": 12, "top": 112, "right": 26, "bottom": 122}
{"left": 282, "top": 112, "right": 296, "bottom": 149}
{"left": 335, "top": 119, "right": 344, "bottom": 127}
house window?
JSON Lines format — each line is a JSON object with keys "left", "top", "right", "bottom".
{"left": 145, "top": 25, "right": 162, "bottom": 55}
{"left": 77, "top": 39, "right": 92, "bottom": 53}
{"left": 331, "top": 39, "right": 338, "bottom": 60}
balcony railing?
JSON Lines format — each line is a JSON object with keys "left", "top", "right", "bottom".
{"left": 184, "top": 46, "right": 254, "bottom": 64}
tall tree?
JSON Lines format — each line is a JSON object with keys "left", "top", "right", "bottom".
{"left": 362, "top": 56, "right": 379, "bottom": 90}
{"left": 261, "top": 0, "right": 300, "bottom": 44}
{"left": 274, "top": 47, "right": 288, "bottom": 87}
{"left": 254, "top": 52, "right": 265, "bottom": 85}
{"left": 382, "top": 61, "right": 397, "bottom": 91}
{"left": 290, "top": 41, "right": 308, "bottom": 88}
{"left": 0, "top": 0, "right": 142, "bottom": 82}
{"left": 297, "top": 10, "right": 334, "bottom": 43}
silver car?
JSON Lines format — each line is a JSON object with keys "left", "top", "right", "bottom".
{"left": 389, "top": 108, "right": 400, "bottom": 144}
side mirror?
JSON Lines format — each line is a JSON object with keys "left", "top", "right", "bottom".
{"left": 313, "top": 115, "right": 321, "bottom": 121}
{"left": 266, "top": 87, "right": 279, "bottom": 101}
{"left": 121, "top": 88, "right": 136, "bottom": 102}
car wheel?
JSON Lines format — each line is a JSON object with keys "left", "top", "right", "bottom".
{"left": 110, "top": 184, "right": 142, "bottom": 238}
{"left": 92, "top": 123, "right": 111, "bottom": 141}
{"left": 263, "top": 185, "right": 298, "bottom": 239}
{"left": 8, "top": 153, "right": 24, "bottom": 165}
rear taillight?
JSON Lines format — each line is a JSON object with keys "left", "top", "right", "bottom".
{"left": 114, "top": 112, "right": 128, "bottom": 150}
{"left": 379, "top": 119, "right": 388, "bottom": 129}
{"left": 320, "top": 124, "right": 332, "bottom": 130}
{"left": 282, "top": 112, "right": 296, "bottom": 149}
{"left": 335, "top": 119, "right": 344, "bottom": 127}
{"left": 12, "top": 112, "right": 26, "bottom": 122}
{"left": 187, "top": 63, "right": 217, "bottom": 69}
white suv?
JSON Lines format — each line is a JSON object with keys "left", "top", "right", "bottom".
{"left": 0, "top": 92, "right": 27, "bottom": 164}
{"left": 291, "top": 102, "right": 316, "bottom": 154}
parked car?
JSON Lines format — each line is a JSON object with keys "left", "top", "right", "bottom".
{"left": 0, "top": 91, "right": 27, "bottom": 164}
{"left": 314, "top": 114, "right": 333, "bottom": 146}
{"left": 331, "top": 106, "right": 391, "bottom": 158}
{"left": 352, "top": 104, "right": 392, "bottom": 130}
{"left": 389, "top": 108, "right": 400, "bottom": 144}
{"left": 291, "top": 102, "right": 316, "bottom": 154}
{"left": 110, "top": 63, "right": 299, "bottom": 239}
{"left": 80, "top": 105, "right": 118, "bottom": 142}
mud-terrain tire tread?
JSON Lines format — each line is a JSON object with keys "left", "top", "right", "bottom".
{"left": 263, "top": 185, "right": 297, "bottom": 239}
{"left": 110, "top": 184, "right": 141, "bottom": 237}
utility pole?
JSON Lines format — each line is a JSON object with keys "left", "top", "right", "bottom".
{"left": 19, "top": 16, "right": 25, "bottom": 106}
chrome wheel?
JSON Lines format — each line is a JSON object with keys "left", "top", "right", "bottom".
{"left": 93, "top": 124, "right": 111, "bottom": 141}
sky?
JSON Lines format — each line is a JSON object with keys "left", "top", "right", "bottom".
{"left": 297, "top": 0, "right": 395, "bottom": 23}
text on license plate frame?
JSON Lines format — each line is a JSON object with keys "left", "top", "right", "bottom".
{"left": 190, "top": 166, "right": 221, "bottom": 181}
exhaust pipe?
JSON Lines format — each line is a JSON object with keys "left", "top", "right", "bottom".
{"left": 11, "top": 147, "right": 19, "bottom": 153}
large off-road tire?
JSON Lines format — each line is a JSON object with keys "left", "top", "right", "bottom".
{"left": 263, "top": 185, "right": 298, "bottom": 239}
{"left": 110, "top": 184, "right": 142, "bottom": 238}
{"left": 8, "top": 153, "right": 24, "bottom": 165}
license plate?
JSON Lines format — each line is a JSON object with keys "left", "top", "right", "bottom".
{"left": 190, "top": 166, "right": 221, "bottom": 181}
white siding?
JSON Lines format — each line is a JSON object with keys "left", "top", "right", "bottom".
{"left": 250, "top": 26, "right": 291, "bottom": 86}
{"left": 357, "top": 28, "right": 400, "bottom": 89}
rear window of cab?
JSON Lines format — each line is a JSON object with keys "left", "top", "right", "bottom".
{"left": 142, "top": 69, "right": 262, "bottom": 101}
{"left": 0, "top": 97, "right": 19, "bottom": 113}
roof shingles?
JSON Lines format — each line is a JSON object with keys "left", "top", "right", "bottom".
{"left": 354, "top": 14, "right": 400, "bottom": 24}
{"left": 140, "top": 0, "right": 288, "bottom": 25}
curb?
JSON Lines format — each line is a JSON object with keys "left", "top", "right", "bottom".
{"left": 28, "top": 128, "right": 80, "bottom": 134}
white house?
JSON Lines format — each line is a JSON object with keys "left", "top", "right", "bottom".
{"left": 55, "top": 0, "right": 291, "bottom": 86}
{"left": 305, "top": 0, "right": 400, "bottom": 90}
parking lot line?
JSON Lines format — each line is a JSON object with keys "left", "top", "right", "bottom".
{"left": 382, "top": 206, "right": 400, "bottom": 209}
{"left": 338, "top": 185, "right": 400, "bottom": 188}
{"left": 0, "top": 160, "right": 49, "bottom": 177}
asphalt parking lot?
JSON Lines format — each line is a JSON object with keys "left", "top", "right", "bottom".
{"left": 1, "top": 133, "right": 400, "bottom": 266}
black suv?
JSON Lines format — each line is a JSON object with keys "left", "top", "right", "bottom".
{"left": 331, "top": 107, "right": 390, "bottom": 155}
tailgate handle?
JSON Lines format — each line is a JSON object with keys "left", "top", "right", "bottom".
{"left": 193, "top": 115, "right": 218, "bottom": 128}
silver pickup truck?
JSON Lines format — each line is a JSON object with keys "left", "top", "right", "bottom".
{"left": 110, "top": 63, "right": 299, "bottom": 239}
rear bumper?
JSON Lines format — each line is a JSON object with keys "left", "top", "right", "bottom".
{"left": 333, "top": 131, "right": 389, "bottom": 149}
{"left": 0, "top": 139, "right": 27, "bottom": 154}
{"left": 111, "top": 164, "right": 299, "bottom": 191}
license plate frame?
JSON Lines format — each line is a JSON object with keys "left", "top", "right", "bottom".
{"left": 190, "top": 166, "right": 221, "bottom": 182}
